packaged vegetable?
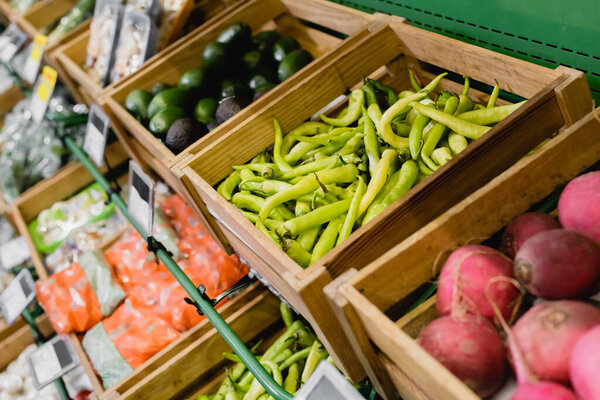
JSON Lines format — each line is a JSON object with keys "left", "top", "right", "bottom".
{"left": 10, "top": 0, "right": 37, "bottom": 13}
{"left": 45, "top": 213, "right": 127, "bottom": 273}
{"left": 36, "top": 250, "right": 125, "bottom": 334}
{"left": 156, "top": 0, "right": 193, "bottom": 49}
{"left": 109, "top": 6, "right": 158, "bottom": 84}
{"left": 86, "top": 0, "right": 122, "bottom": 86}
{"left": 83, "top": 298, "right": 179, "bottom": 387}
{"left": 29, "top": 183, "right": 115, "bottom": 254}
{"left": 125, "top": 0, "right": 160, "bottom": 21}
{"left": 47, "top": 0, "right": 96, "bottom": 45}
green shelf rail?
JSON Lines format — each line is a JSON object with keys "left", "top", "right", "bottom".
{"left": 335, "top": 0, "right": 600, "bottom": 103}
{"left": 63, "top": 137, "right": 294, "bottom": 400}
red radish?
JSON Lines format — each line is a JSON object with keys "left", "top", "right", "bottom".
{"left": 486, "top": 282, "right": 579, "bottom": 400}
{"left": 437, "top": 244, "right": 519, "bottom": 322}
{"left": 512, "top": 300, "right": 600, "bottom": 382}
{"left": 500, "top": 212, "right": 560, "bottom": 258}
{"left": 569, "top": 325, "right": 600, "bottom": 400}
{"left": 559, "top": 171, "right": 600, "bottom": 243}
{"left": 514, "top": 229, "right": 600, "bottom": 299}
{"left": 418, "top": 314, "right": 506, "bottom": 397}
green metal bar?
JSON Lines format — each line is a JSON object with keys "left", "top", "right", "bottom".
{"left": 64, "top": 137, "right": 293, "bottom": 400}
{"left": 22, "top": 309, "right": 71, "bottom": 400}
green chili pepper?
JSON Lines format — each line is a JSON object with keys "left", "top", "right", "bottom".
{"left": 436, "top": 90, "right": 454, "bottom": 110}
{"left": 278, "top": 154, "right": 360, "bottom": 180}
{"left": 422, "top": 72, "right": 448, "bottom": 93}
{"left": 420, "top": 96, "right": 459, "bottom": 170}
{"left": 456, "top": 101, "right": 525, "bottom": 125}
{"left": 233, "top": 163, "right": 276, "bottom": 174}
{"left": 283, "top": 239, "right": 312, "bottom": 268}
{"left": 239, "top": 168, "right": 258, "bottom": 182}
{"left": 358, "top": 149, "right": 397, "bottom": 215}
{"left": 279, "top": 347, "right": 312, "bottom": 370}
{"left": 283, "top": 363, "right": 300, "bottom": 394}
{"left": 487, "top": 81, "right": 500, "bottom": 108}
{"left": 217, "top": 170, "right": 242, "bottom": 201}
{"left": 233, "top": 193, "right": 294, "bottom": 221}
{"left": 408, "top": 112, "right": 431, "bottom": 160}
{"left": 448, "top": 132, "right": 468, "bottom": 154}
{"left": 368, "top": 78, "right": 399, "bottom": 108}
{"left": 379, "top": 92, "right": 428, "bottom": 149}
{"left": 291, "top": 127, "right": 354, "bottom": 145}
{"left": 243, "top": 212, "right": 284, "bottom": 232}
{"left": 409, "top": 69, "right": 422, "bottom": 92}
{"left": 392, "top": 120, "right": 412, "bottom": 137}
{"left": 297, "top": 226, "right": 320, "bottom": 252}
{"left": 362, "top": 106, "right": 380, "bottom": 177}
{"left": 337, "top": 133, "right": 364, "bottom": 156}
{"left": 301, "top": 341, "right": 328, "bottom": 383}
{"left": 474, "top": 103, "right": 486, "bottom": 110}
{"left": 239, "top": 179, "right": 290, "bottom": 196}
{"left": 461, "top": 76, "right": 470, "bottom": 96}
{"left": 259, "top": 164, "right": 358, "bottom": 221}
{"left": 273, "top": 118, "right": 293, "bottom": 172}
{"left": 362, "top": 78, "right": 379, "bottom": 107}
{"left": 410, "top": 101, "right": 490, "bottom": 140}
{"left": 455, "top": 77, "right": 474, "bottom": 115}
{"left": 311, "top": 215, "right": 344, "bottom": 264}
{"left": 431, "top": 147, "right": 453, "bottom": 166}
{"left": 320, "top": 89, "right": 364, "bottom": 126}
{"left": 281, "top": 199, "right": 352, "bottom": 238}
{"left": 417, "top": 157, "right": 434, "bottom": 176}
{"left": 251, "top": 151, "right": 269, "bottom": 164}
{"left": 338, "top": 176, "right": 366, "bottom": 244}
{"left": 367, "top": 103, "right": 383, "bottom": 131}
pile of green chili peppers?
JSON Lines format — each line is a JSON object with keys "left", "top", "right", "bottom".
{"left": 216, "top": 72, "right": 525, "bottom": 267}
{"left": 196, "top": 303, "right": 330, "bottom": 400}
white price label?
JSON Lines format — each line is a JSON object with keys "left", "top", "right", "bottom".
{"left": 0, "top": 24, "right": 27, "bottom": 63}
{"left": 0, "top": 269, "right": 35, "bottom": 325}
{"left": 22, "top": 34, "right": 47, "bottom": 84}
{"left": 294, "top": 362, "right": 364, "bottom": 400}
{"left": 28, "top": 336, "right": 78, "bottom": 390}
{"left": 83, "top": 104, "right": 110, "bottom": 167}
{"left": 30, "top": 66, "right": 57, "bottom": 123}
{"left": 128, "top": 161, "right": 155, "bottom": 238}
{"left": 0, "top": 236, "right": 31, "bottom": 270}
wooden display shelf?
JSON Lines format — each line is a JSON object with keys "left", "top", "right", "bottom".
{"left": 329, "top": 108, "right": 600, "bottom": 400}
{"left": 53, "top": 0, "right": 243, "bottom": 106}
{"left": 9, "top": 142, "right": 282, "bottom": 399}
{"left": 102, "top": 0, "right": 373, "bottom": 174}
{"left": 0, "top": 83, "right": 24, "bottom": 115}
{"left": 0, "top": 313, "right": 54, "bottom": 371}
{"left": 178, "top": 15, "right": 592, "bottom": 387}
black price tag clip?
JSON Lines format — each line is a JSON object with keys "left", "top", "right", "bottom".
{"left": 184, "top": 275, "right": 254, "bottom": 316}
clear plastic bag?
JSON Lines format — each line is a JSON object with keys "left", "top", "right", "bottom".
{"left": 86, "top": 0, "right": 123, "bottom": 86}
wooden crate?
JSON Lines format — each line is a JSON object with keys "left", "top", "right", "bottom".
{"left": 101, "top": 0, "right": 373, "bottom": 171}
{"left": 329, "top": 108, "right": 600, "bottom": 400}
{"left": 10, "top": 144, "right": 282, "bottom": 399}
{"left": 0, "top": 314, "right": 54, "bottom": 371}
{"left": 53, "top": 0, "right": 244, "bottom": 105}
{"left": 178, "top": 16, "right": 592, "bottom": 386}
{"left": 0, "top": 84, "right": 24, "bottom": 114}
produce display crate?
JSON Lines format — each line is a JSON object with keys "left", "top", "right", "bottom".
{"left": 53, "top": 0, "right": 243, "bottom": 106}
{"left": 10, "top": 146, "right": 282, "bottom": 399}
{"left": 179, "top": 15, "right": 592, "bottom": 387}
{"left": 101, "top": 0, "right": 374, "bottom": 191}
{"left": 328, "top": 108, "right": 600, "bottom": 400}
{"left": 0, "top": 83, "right": 24, "bottom": 114}
{"left": 0, "top": 314, "right": 54, "bottom": 371}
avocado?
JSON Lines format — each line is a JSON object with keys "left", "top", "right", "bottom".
{"left": 149, "top": 106, "right": 187, "bottom": 138}
{"left": 178, "top": 68, "right": 208, "bottom": 93}
{"left": 248, "top": 69, "right": 277, "bottom": 90}
{"left": 278, "top": 49, "right": 313, "bottom": 82}
{"left": 242, "top": 49, "right": 274, "bottom": 72}
{"left": 194, "top": 97, "right": 219, "bottom": 124}
{"left": 215, "top": 96, "right": 250, "bottom": 124}
{"left": 202, "top": 41, "right": 230, "bottom": 71}
{"left": 253, "top": 82, "right": 277, "bottom": 101}
{"left": 151, "top": 82, "right": 173, "bottom": 96}
{"left": 125, "top": 89, "right": 153, "bottom": 121}
{"left": 165, "top": 118, "right": 208, "bottom": 154}
{"left": 147, "top": 88, "right": 189, "bottom": 119}
{"left": 273, "top": 37, "right": 300, "bottom": 62}
{"left": 220, "top": 79, "right": 253, "bottom": 100}
{"left": 252, "top": 30, "right": 280, "bottom": 52}
{"left": 217, "top": 22, "right": 252, "bottom": 53}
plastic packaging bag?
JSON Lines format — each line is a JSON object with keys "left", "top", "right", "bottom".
{"left": 83, "top": 298, "right": 179, "bottom": 387}
{"left": 29, "top": 183, "right": 115, "bottom": 254}
{"left": 109, "top": 6, "right": 157, "bottom": 83}
{"left": 86, "top": 0, "right": 122, "bottom": 86}
{"left": 36, "top": 251, "right": 125, "bottom": 334}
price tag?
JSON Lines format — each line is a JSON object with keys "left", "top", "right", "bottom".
{"left": 30, "top": 66, "right": 57, "bottom": 123}
{"left": 83, "top": 104, "right": 110, "bottom": 167}
{"left": 0, "top": 269, "right": 35, "bottom": 325}
{"left": 294, "top": 361, "right": 365, "bottom": 400}
{"left": 22, "top": 34, "right": 47, "bottom": 84}
{"left": 0, "top": 24, "right": 27, "bottom": 63}
{"left": 27, "top": 336, "right": 79, "bottom": 390}
{"left": 0, "top": 236, "right": 31, "bottom": 270}
{"left": 128, "top": 161, "right": 155, "bottom": 238}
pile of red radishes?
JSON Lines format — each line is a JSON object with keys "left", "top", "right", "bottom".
{"left": 417, "top": 171, "right": 600, "bottom": 399}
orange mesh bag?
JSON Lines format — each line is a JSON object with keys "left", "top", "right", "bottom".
{"left": 102, "top": 299, "right": 179, "bottom": 368}
{"left": 127, "top": 262, "right": 205, "bottom": 332}
{"left": 36, "top": 263, "right": 103, "bottom": 334}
